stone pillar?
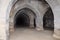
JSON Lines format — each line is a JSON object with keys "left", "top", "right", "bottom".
{"left": 9, "top": 22, "right": 14, "bottom": 33}
{"left": 0, "top": 0, "right": 11, "bottom": 40}
{"left": 30, "top": 20, "right": 34, "bottom": 28}
{"left": 53, "top": 21, "right": 60, "bottom": 39}
{"left": 53, "top": 29, "right": 60, "bottom": 39}
{"left": 30, "top": 15, "right": 34, "bottom": 28}
{"left": 53, "top": 6, "right": 60, "bottom": 39}
{"left": 36, "top": 16, "right": 43, "bottom": 31}
{"left": 9, "top": 15, "right": 15, "bottom": 33}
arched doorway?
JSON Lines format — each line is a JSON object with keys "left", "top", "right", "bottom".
{"left": 14, "top": 8, "right": 36, "bottom": 29}
{"left": 43, "top": 7, "right": 54, "bottom": 31}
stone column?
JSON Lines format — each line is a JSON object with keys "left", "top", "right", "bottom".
{"left": 9, "top": 5, "right": 15, "bottom": 33}
{"left": 36, "top": 16, "right": 43, "bottom": 31}
{"left": 53, "top": 6, "right": 60, "bottom": 39}
{"left": 53, "top": 29, "right": 60, "bottom": 39}
{"left": 30, "top": 18, "right": 34, "bottom": 28}
{"left": 29, "top": 14, "right": 34, "bottom": 28}
{"left": 0, "top": 0, "right": 11, "bottom": 40}
{"left": 53, "top": 22, "right": 60, "bottom": 39}
{"left": 9, "top": 22, "right": 14, "bottom": 33}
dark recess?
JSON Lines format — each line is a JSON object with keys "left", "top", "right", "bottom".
{"left": 43, "top": 7, "right": 54, "bottom": 30}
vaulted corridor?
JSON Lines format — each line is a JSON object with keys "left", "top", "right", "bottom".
{"left": 15, "top": 10, "right": 30, "bottom": 28}
{"left": 14, "top": 8, "right": 36, "bottom": 29}
{"left": 0, "top": 0, "right": 60, "bottom": 40}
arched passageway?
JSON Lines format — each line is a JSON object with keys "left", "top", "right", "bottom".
{"left": 14, "top": 8, "right": 36, "bottom": 28}
{"left": 15, "top": 13, "right": 30, "bottom": 28}
{"left": 43, "top": 7, "right": 54, "bottom": 31}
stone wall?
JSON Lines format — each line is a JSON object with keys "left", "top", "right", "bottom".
{"left": 0, "top": 0, "right": 60, "bottom": 40}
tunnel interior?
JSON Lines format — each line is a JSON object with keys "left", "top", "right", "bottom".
{"left": 14, "top": 10, "right": 30, "bottom": 28}
{"left": 43, "top": 7, "right": 54, "bottom": 31}
{"left": 14, "top": 8, "right": 36, "bottom": 28}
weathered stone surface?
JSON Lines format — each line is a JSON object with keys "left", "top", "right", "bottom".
{"left": 0, "top": 0, "right": 60, "bottom": 40}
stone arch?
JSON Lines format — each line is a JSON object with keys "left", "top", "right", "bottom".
{"left": 14, "top": 9, "right": 30, "bottom": 27}
{"left": 44, "top": 0, "right": 60, "bottom": 39}
{"left": 7, "top": 0, "right": 58, "bottom": 32}
{"left": 13, "top": 8, "right": 36, "bottom": 29}
{"left": 6, "top": 0, "right": 60, "bottom": 38}
{"left": 8, "top": 1, "right": 43, "bottom": 32}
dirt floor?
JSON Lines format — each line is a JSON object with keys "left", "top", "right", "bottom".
{"left": 10, "top": 27, "right": 58, "bottom": 40}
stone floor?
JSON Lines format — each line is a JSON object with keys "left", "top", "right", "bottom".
{"left": 10, "top": 28, "right": 58, "bottom": 40}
